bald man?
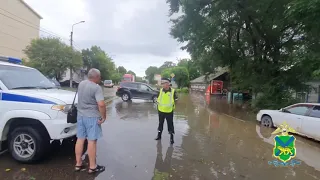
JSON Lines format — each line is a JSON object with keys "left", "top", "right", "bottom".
{"left": 74, "top": 68, "right": 106, "bottom": 174}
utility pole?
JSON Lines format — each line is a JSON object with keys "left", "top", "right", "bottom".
{"left": 70, "top": 31, "right": 73, "bottom": 88}
{"left": 69, "top": 21, "right": 85, "bottom": 88}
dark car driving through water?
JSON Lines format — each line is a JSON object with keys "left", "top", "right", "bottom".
{"left": 116, "top": 82, "right": 159, "bottom": 102}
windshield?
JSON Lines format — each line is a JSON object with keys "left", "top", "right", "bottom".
{"left": 104, "top": 80, "right": 112, "bottom": 84}
{"left": 123, "top": 77, "right": 131, "bottom": 81}
{"left": 0, "top": 65, "right": 55, "bottom": 90}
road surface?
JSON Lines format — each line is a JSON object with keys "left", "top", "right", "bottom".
{"left": 1, "top": 94, "right": 320, "bottom": 180}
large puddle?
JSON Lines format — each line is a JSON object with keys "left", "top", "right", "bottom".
{"left": 0, "top": 94, "right": 320, "bottom": 179}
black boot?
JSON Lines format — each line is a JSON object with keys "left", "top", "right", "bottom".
{"left": 170, "top": 133, "right": 174, "bottom": 144}
{"left": 155, "top": 131, "right": 162, "bottom": 140}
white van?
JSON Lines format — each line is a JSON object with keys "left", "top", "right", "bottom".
{"left": 0, "top": 56, "right": 78, "bottom": 163}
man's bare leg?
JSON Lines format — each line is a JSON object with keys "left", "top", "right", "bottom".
{"left": 75, "top": 138, "right": 85, "bottom": 166}
{"left": 87, "top": 140, "right": 97, "bottom": 169}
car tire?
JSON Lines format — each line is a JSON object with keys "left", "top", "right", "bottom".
{"left": 8, "top": 126, "right": 50, "bottom": 163}
{"left": 152, "top": 96, "right": 157, "bottom": 103}
{"left": 261, "top": 115, "right": 273, "bottom": 128}
{"left": 122, "top": 93, "right": 130, "bottom": 102}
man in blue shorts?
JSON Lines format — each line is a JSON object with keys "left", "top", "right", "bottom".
{"left": 74, "top": 68, "right": 106, "bottom": 174}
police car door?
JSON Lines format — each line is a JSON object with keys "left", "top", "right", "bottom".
{"left": 0, "top": 80, "right": 5, "bottom": 133}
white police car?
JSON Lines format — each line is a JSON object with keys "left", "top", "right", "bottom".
{"left": 0, "top": 56, "right": 77, "bottom": 163}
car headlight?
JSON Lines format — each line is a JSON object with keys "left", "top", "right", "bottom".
{"left": 51, "top": 104, "right": 72, "bottom": 113}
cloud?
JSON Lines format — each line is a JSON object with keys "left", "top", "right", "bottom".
{"left": 25, "top": 0, "right": 190, "bottom": 76}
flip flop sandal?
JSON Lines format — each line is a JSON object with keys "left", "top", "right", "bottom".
{"left": 88, "top": 165, "right": 105, "bottom": 174}
{"left": 74, "top": 165, "right": 86, "bottom": 172}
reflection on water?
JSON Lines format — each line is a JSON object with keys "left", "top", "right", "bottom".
{"left": 114, "top": 100, "right": 158, "bottom": 120}
{"left": 152, "top": 141, "right": 173, "bottom": 180}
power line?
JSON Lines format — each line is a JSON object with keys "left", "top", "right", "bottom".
{"left": 0, "top": 29, "right": 25, "bottom": 41}
{"left": 0, "top": 11, "right": 83, "bottom": 52}
{"left": 0, "top": 30, "right": 82, "bottom": 52}
{"left": 0, "top": 12, "right": 68, "bottom": 41}
{"left": 0, "top": 46, "right": 20, "bottom": 52}
{"left": 0, "top": 7, "right": 67, "bottom": 39}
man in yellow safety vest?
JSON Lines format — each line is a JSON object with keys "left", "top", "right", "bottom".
{"left": 155, "top": 78, "right": 178, "bottom": 144}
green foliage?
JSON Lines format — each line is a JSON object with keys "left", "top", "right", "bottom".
{"left": 166, "top": 0, "right": 320, "bottom": 109}
{"left": 286, "top": 0, "right": 320, "bottom": 34}
{"left": 117, "top": 66, "right": 127, "bottom": 75}
{"left": 177, "top": 58, "right": 201, "bottom": 81}
{"left": 82, "top": 46, "right": 115, "bottom": 80}
{"left": 127, "top": 70, "right": 136, "bottom": 76}
{"left": 110, "top": 73, "right": 122, "bottom": 84}
{"left": 24, "top": 37, "right": 82, "bottom": 80}
{"left": 176, "top": 87, "right": 189, "bottom": 93}
{"left": 161, "top": 68, "right": 172, "bottom": 79}
{"left": 172, "top": 67, "right": 189, "bottom": 88}
{"left": 161, "top": 67, "right": 189, "bottom": 88}
{"left": 159, "top": 61, "right": 176, "bottom": 72}
{"left": 145, "top": 66, "right": 160, "bottom": 84}
{"left": 135, "top": 76, "right": 147, "bottom": 83}
{"left": 253, "top": 91, "right": 300, "bottom": 112}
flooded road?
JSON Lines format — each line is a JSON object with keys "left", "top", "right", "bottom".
{"left": 1, "top": 94, "right": 320, "bottom": 179}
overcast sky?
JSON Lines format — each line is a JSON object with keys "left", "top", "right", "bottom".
{"left": 25, "top": 0, "right": 190, "bottom": 77}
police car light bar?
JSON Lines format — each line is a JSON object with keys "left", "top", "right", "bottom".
{"left": 0, "top": 55, "right": 22, "bottom": 64}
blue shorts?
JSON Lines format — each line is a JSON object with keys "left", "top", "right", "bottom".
{"left": 77, "top": 116, "right": 102, "bottom": 141}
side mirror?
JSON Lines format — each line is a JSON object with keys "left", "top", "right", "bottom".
{"left": 279, "top": 108, "right": 283, "bottom": 112}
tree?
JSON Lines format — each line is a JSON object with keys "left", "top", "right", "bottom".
{"left": 135, "top": 76, "right": 147, "bottom": 83}
{"left": 145, "top": 66, "right": 160, "bottom": 84}
{"left": 82, "top": 46, "right": 115, "bottom": 80}
{"left": 172, "top": 67, "right": 189, "bottom": 88}
{"left": 166, "top": 0, "right": 319, "bottom": 109}
{"left": 127, "top": 70, "right": 136, "bottom": 76}
{"left": 161, "top": 68, "right": 172, "bottom": 79}
{"left": 159, "top": 61, "right": 176, "bottom": 72}
{"left": 24, "top": 37, "right": 82, "bottom": 80}
{"left": 117, "top": 66, "right": 127, "bottom": 75}
{"left": 161, "top": 67, "right": 189, "bottom": 88}
{"left": 177, "top": 58, "right": 201, "bottom": 81}
{"left": 286, "top": 0, "right": 320, "bottom": 80}
{"left": 110, "top": 73, "right": 122, "bottom": 84}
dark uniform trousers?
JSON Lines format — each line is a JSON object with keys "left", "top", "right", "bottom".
{"left": 158, "top": 111, "right": 174, "bottom": 134}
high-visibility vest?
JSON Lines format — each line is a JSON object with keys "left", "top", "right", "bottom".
{"left": 157, "top": 88, "right": 175, "bottom": 113}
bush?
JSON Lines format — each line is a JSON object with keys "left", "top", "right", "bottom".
{"left": 181, "top": 87, "right": 189, "bottom": 93}
{"left": 175, "top": 87, "right": 189, "bottom": 93}
{"left": 252, "top": 91, "right": 300, "bottom": 112}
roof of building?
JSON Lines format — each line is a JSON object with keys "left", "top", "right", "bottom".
{"left": 19, "top": 0, "right": 42, "bottom": 19}
{"left": 190, "top": 67, "right": 229, "bottom": 84}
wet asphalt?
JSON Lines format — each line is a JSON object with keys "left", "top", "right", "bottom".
{"left": 1, "top": 90, "right": 320, "bottom": 180}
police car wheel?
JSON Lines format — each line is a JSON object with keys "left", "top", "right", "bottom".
{"left": 9, "top": 126, "right": 49, "bottom": 163}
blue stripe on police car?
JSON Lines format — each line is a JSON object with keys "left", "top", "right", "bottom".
{"left": 0, "top": 93, "right": 56, "bottom": 104}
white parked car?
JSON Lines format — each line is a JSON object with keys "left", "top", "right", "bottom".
{"left": 0, "top": 56, "right": 78, "bottom": 163}
{"left": 257, "top": 103, "right": 320, "bottom": 141}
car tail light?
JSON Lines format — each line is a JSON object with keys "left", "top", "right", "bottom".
{"left": 117, "top": 86, "right": 120, "bottom": 91}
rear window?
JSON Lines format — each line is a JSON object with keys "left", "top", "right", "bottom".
{"left": 120, "top": 82, "right": 137, "bottom": 88}
{"left": 309, "top": 106, "right": 320, "bottom": 118}
{"left": 123, "top": 77, "right": 131, "bottom": 81}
